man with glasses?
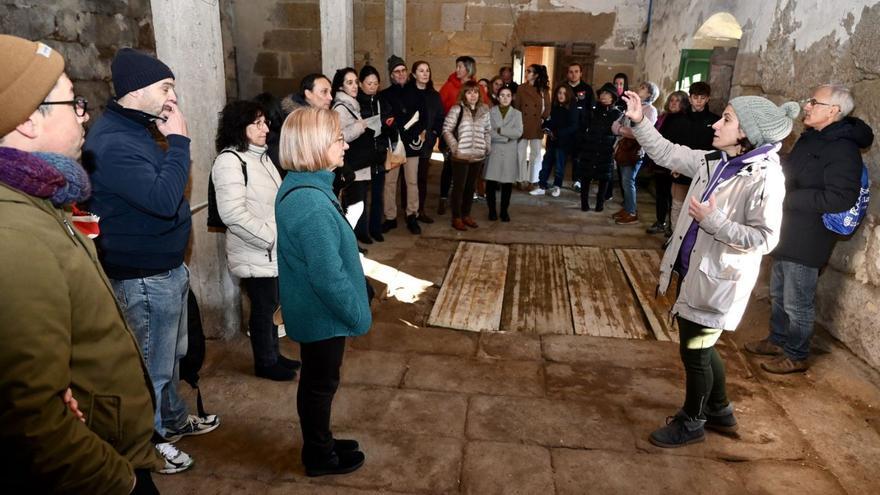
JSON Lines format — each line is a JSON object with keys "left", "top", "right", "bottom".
{"left": 84, "top": 48, "right": 220, "bottom": 474}
{"left": 0, "top": 34, "right": 163, "bottom": 493}
{"left": 745, "top": 84, "right": 874, "bottom": 373}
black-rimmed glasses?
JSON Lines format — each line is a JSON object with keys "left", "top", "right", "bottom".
{"left": 41, "top": 96, "right": 89, "bottom": 117}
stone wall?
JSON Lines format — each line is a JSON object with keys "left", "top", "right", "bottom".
{"left": 223, "top": 0, "right": 648, "bottom": 100}
{"left": 0, "top": 0, "right": 155, "bottom": 115}
{"left": 645, "top": 0, "right": 880, "bottom": 370}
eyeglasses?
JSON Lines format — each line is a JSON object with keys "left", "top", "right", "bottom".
{"left": 252, "top": 118, "right": 270, "bottom": 128}
{"left": 41, "top": 96, "right": 89, "bottom": 117}
{"left": 803, "top": 98, "right": 836, "bottom": 108}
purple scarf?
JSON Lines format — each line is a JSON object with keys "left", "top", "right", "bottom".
{"left": 0, "top": 147, "right": 91, "bottom": 206}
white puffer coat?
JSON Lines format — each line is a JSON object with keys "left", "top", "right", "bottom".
{"left": 443, "top": 103, "right": 491, "bottom": 162}
{"left": 212, "top": 144, "right": 282, "bottom": 278}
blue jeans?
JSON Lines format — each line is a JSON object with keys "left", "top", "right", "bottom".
{"left": 621, "top": 159, "right": 643, "bottom": 214}
{"left": 538, "top": 144, "right": 566, "bottom": 189}
{"left": 768, "top": 259, "right": 820, "bottom": 361}
{"left": 111, "top": 264, "right": 190, "bottom": 436}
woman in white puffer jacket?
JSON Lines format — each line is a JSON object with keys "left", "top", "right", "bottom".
{"left": 212, "top": 100, "right": 300, "bottom": 381}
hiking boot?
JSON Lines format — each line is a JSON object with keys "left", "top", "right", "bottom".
{"left": 156, "top": 442, "right": 194, "bottom": 474}
{"left": 705, "top": 403, "right": 739, "bottom": 434}
{"left": 612, "top": 208, "right": 626, "bottom": 219}
{"left": 305, "top": 450, "right": 365, "bottom": 477}
{"left": 164, "top": 414, "right": 221, "bottom": 443}
{"left": 744, "top": 338, "right": 783, "bottom": 356}
{"left": 452, "top": 218, "right": 467, "bottom": 231}
{"left": 615, "top": 212, "right": 639, "bottom": 225}
{"left": 649, "top": 410, "right": 706, "bottom": 448}
{"left": 529, "top": 187, "right": 547, "bottom": 196}
{"left": 406, "top": 214, "right": 422, "bottom": 234}
{"left": 278, "top": 355, "right": 302, "bottom": 370}
{"left": 381, "top": 219, "right": 397, "bottom": 233}
{"left": 417, "top": 212, "right": 434, "bottom": 224}
{"left": 761, "top": 355, "right": 809, "bottom": 374}
{"left": 646, "top": 221, "right": 667, "bottom": 234}
{"left": 256, "top": 362, "right": 296, "bottom": 382}
{"left": 550, "top": 186, "right": 561, "bottom": 197}
{"left": 437, "top": 197, "right": 447, "bottom": 215}
{"left": 462, "top": 216, "right": 478, "bottom": 228}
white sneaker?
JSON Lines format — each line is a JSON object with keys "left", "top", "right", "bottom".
{"left": 573, "top": 181, "right": 581, "bottom": 192}
{"left": 156, "top": 442, "right": 194, "bottom": 474}
{"left": 551, "top": 187, "right": 561, "bottom": 197}
{"left": 529, "top": 187, "right": 546, "bottom": 196}
{"left": 164, "top": 414, "right": 221, "bottom": 443}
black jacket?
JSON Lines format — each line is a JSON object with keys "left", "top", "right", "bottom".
{"left": 644, "top": 111, "right": 690, "bottom": 175}
{"left": 671, "top": 108, "right": 720, "bottom": 184}
{"left": 542, "top": 102, "right": 579, "bottom": 150}
{"left": 773, "top": 117, "right": 874, "bottom": 267}
{"left": 411, "top": 83, "right": 444, "bottom": 158}
{"left": 579, "top": 102, "right": 622, "bottom": 177}
{"left": 379, "top": 82, "right": 425, "bottom": 157}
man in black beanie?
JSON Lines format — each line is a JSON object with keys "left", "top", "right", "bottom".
{"left": 83, "top": 47, "right": 220, "bottom": 476}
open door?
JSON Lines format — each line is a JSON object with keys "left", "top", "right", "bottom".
{"left": 676, "top": 49, "right": 712, "bottom": 92}
{"left": 554, "top": 42, "right": 596, "bottom": 89}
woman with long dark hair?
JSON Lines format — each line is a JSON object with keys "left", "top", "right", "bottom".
{"left": 407, "top": 60, "right": 444, "bottom": 224}
{"left": 532, "top": 84, "right": 578, "bottom": 197}
{"left": 514, "top": 64, "right": 550, "bottom": 186}
{"left": 212, "top": 100, "right": 300, "bottom": 381}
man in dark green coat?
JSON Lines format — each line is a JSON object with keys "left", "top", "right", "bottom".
{"left": 0, "top": 35, "right": 162, "bottom": 494}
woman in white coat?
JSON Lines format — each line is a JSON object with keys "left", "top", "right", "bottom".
{"left": 621, "top": 90, "right": 797, "bottom": 448}
{"left": 212, "top": 100, "right": 301, "bottom": 381}
{"left": 484, "top": 87, "right": 523, "bottom": 221}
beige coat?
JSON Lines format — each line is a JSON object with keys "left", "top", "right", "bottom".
{"left": 443, "top": 103, "right": 492, "bottom": 162}
{"left": 632, "top": 120, "right": 786, "bottom": 331}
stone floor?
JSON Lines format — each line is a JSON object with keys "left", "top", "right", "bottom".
{"left": 158, "top": 175, "right": 880, "bottom": 494}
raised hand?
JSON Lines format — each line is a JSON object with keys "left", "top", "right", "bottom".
{"left": 157, "top": 101, "right": 188, "bottom": 138}
{"left": 620, "top": 90, "right": 644, "bottom": 124}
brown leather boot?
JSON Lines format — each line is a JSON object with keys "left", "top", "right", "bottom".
{"left": 462, "top": 216, "right": 478, "bottom": 228}
{"left": 451, "top": 218, "right": 467, "bottom": 231}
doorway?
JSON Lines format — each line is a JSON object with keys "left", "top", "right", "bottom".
{"left": 513, "top": 42, "right": 596, "bottom": 92}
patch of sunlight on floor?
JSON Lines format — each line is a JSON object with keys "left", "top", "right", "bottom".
{"left": 361, "top": 255, "right": 434, "bottom": 304}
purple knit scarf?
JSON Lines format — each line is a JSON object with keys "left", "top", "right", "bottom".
{"left": 0, "top": 147, "right": 91, "bottom": 206}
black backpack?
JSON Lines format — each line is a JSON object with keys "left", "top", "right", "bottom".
{"left": 207, "top": 150, "right": 247, "bottom": 231}
{"left": 181, "top": 289, "right": 210, "bottom": 416}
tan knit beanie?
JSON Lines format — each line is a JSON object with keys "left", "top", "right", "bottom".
{"left": 0, "top": 35, "right": 65, "bottom": 137}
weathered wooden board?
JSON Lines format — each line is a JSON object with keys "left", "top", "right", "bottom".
{"left": 501, "top": 244, "right": 574, "bottom": 334}
{"left": 427, "top": 242, "right": 510, "bottom": 332}
{"left": 615, "top": 248, "right": 679, "bottom": 342}
{"left": 563, "top": 246, "right": 651, "bottom": 339}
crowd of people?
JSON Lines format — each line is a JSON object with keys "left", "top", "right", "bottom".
{"left": 0, "top": 31, "right": 873, "bottom": 493}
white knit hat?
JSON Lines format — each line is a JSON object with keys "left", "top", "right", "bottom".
{"left": 729, "top": 96, "right": 800, "bottom": 147}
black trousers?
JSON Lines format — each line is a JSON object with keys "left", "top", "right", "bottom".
{"left": 132, "top": 469, "right": 159, "bottom": 494}
{"left": 297, "top": 336, "right": 346, "bottom": 466}
{"left": 678, "top": 317, "right": 729, "bottom": 418}
{"left": 580, "top": 178, "right": 610, "bottom": 210}
{"left": 654, "top": 173, "right": 673, "bottom": 224}
{"left": 241, "top": 277, "right": 280, "bottom": 369}
{"left": 369, "top": 167, "right": 385, "bottom": 236}
{"left": 440, "top": 153, "right": 453, "bottom": 199}
{"left": 450, "top": 159, "right": 482, "bottom": 218}
{"left": 417, "top": 154, "right": 431, "bottom": 214}
{"left": 485, "top": 180, "right": 512, "bottom": 216}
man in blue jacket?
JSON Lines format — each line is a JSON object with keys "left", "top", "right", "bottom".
{"left": 745, "top": 84, "right": 874, "bottom": 373}
{"left": 83, "top": 48, "right": 219, "bottom": 473}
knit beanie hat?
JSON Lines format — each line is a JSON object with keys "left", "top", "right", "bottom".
{"left": 728, "top": 96, "right": 800, "bottom": 147}
{"left": 0, "top": 35, "right": 65, "bottom": 137}
{"left": 597, "top": 82, "right": 618, "bottom": 101}
{"left": 387, "top": 54, "right": 406, "bottom": 74}
{"left": 111, "top": 48, "right": 174, "bottom": 98}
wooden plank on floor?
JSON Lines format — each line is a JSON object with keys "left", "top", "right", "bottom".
{"left": 501, "top": 245, "right": 574, "bottom": 335}
{"left": 614, "top": 248, "right": 679, "bottom": 342}
{"left": 563, "top": 246, "right": 651, "bottom": 339}
{"left": 427, "top": 242, "right": 509, "bottom": 332}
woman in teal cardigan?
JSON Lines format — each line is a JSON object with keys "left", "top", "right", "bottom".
{"left": 275, "top": 106, "right": 371, "bottom": 477}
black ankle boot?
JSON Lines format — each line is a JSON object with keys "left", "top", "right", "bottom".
{"left": 255, "top": 362, "right": 296, "bottom": 382}
{"left": 305, "top": 450, "right": 365, "bottom": 477}
{"left": 649, "top": 410, "right": 706, "bottom": 448}
{"left": 277, "top": 355, "right": 301, "bottom": 370}
{"left": 334, "top": 438, "right": 360, "bottom": 452}
{"left": 488, "top": 209, "right": 498, "bottom": 221}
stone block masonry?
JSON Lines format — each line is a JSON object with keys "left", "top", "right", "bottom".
{"left": 0, "top": 0, "right": 156, "bottom": 117}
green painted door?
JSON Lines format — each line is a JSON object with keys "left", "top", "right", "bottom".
{"left": 676, "top": 49, "right": 712, "bottom": 92}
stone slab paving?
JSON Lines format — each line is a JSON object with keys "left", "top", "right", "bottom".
{"left": 460, "top": 441, "right": 554, "bottom": 495}
{"left": 402, "top": 354, "right": 545, "bottom": 397}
